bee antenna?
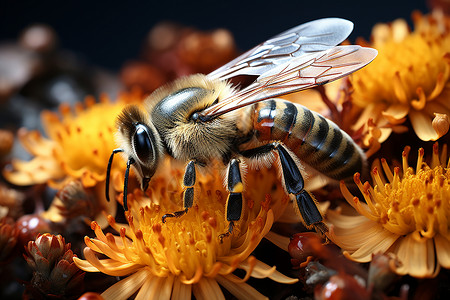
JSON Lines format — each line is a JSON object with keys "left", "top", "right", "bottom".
{"left": 105, "top": 148, "right": 124, "bottom": 202}
{"left": 123, "top": 157, "right": 135, "bottom": 211}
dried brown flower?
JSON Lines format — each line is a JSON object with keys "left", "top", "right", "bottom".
{"left": 24, "top": 233, "right": 85, "bottom": 299}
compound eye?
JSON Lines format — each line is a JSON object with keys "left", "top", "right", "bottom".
{"left": 133, "top": 124, "right": 153, "bottom": 163}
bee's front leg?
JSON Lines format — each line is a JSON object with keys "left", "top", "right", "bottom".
{"left": 219, "top": 158, "right": 244, "bottom": 242}
{"left": 162, "top": 160, "right": 196, "bottom": 223}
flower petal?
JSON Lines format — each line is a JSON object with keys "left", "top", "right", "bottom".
{"left": 87, "top": 238, "right": 128, "bottom": 263}
{"left": 136, "top": 275, "right": 172, "bottom": 300}
{"left": 192, "top": 277, "right": 225, "bottom": 300}
{"left": 345, "top": 229, "right": 399, "bottom": 262}
{"left": 101, "top": 268, "right": 150, "bottom": 300}
{"left": 238, "top": 257, "right": 298, "bottom": 283}
{"left": 327, "top": 213, "right": 400, "bottom": 261}
{"left": 216, "top": 274, "right": 268, "bottom": 300}
{"left": 392, "top": 234, "right": 438, "bottom": 278}
{"left": 409, "top": 110, "right": 440, "bottom": 141}
{"left": 72, "top": 257, "right": 97, "bottom": 272}
{"left": 264, "top": 231, "right": 290, "bottom": 251}
{"left": 172, "top": 278, "right": 192, "bottom": 300}
{"left": 82, "top": 247, "right": 142, "bottom": 276}
{"left": 435, "top": 234, "right": 450, "bottom": 268}
{"left": 159, "top": 275, "right": 175, "bottom": 300}
{"left": 382, "top": 103, "right": 409, "bottom": 123}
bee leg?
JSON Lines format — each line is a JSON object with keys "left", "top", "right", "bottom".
{"left": 162, "top": 160, "right": 196, "bottom": 223}
{"left": 241, "top": 143, "right": 328, "bottom": 234}
{"left": 219, "top": 158, "right": 243, "bottom": 242}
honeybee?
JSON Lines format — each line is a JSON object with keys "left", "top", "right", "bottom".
{"left": 106, "top": 18, "right": 377, "bottom": 240}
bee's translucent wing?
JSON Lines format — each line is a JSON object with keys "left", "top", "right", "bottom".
{"left": 208, "top": 18, "right": 354, "bottom": 81}
{"left": 200, "top": 45, "right": 377, "bottom": 119}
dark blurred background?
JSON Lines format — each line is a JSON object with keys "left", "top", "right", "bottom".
{"left": 0, "top": 0, "right": 430, "bottom": 72}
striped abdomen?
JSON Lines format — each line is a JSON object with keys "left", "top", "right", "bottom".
{"left": 251, "top": 99, "right": 365, "bottom": 181}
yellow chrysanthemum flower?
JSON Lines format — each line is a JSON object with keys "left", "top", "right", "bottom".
{"left": 327, "top": 143, "right": 450, "bottom": 278}
{"left": 74, "top": 158, "right": 297, "bottom": 299}
{"left": 3, "top": 93, "right": 140, "bottom": 188}
{"left": 352, "top": 11, "right": 450, "bottom": 142}
{"left": 3, "top": 91, "right": 143, "bottom": 226}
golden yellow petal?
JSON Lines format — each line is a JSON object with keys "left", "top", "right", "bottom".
{"left": 72, "top": 257, "right": 97, "bottom": 272}
{"left": 88, "top": 238, "right": 128, "bottom": 263}
{"left": 233, "top": 256, "right": 258, "bottom": 283}
{"left": 264, "top": 231, "right": 290, "bottom": 251}
{"left": 391, "top": 19, "right": 409, "bottom": 41}
{"left": 392, "top": 234, "right": 438, "bottom": 278}
{"left": 378, "top": 127, "right": 393, "bottom": 143}
{"left": 372, "top": 23, "right": 391, "bottom": 47}
{"left": 216, "top": 274, "right": 269, "bottom": 300}
{"left": 172, "top": 278, "right": 192, "bottom": 300}
{"left": 17, "top": 128, "right": 56, "bottom": 156}
{"left": 84, "top": 236, "right": 103, "bottom": 253}
{"left": 393, "top": 72, "right": 409, "bottom": 104}
{"left": 74, "top": 254, "right": 138, "bottom": 273}
{"left": 3, "top": 157, "right": 62, "bottom": 185}
{"left": 239, "top": 257, "right": 298, "bottom": 284}
{"left": 435, "top": 234, "right": 450, "bottom": 268}
{"left": 101, "top": 268, "right": 150, "bottom": 300}
{"left": 410, "top": 87, "right": 427, "bottom": 110}
{"left": 265, "top": 268, "right": 298, "bottom": 284}
{"left": 160, "top": 275, "right": 175, "bottom": 300}
{"left": 424, "top": 98, "right": 450, "bottom": 116}
{"left": 135, "top": 275, "right": 155, "bottom": 300}
{"left": 327, "top": 210, "right": 374, "bottom": 231}
{"left": 220, "top": 209, "right": 274, "bottom": 264}
{"left": 83, "top": 247, "right": 142, "bottom": 276}
{"left": 428, "top": 64, "right": 448, "bottom": 101}
{"left": 353, "top": 102, "right": 387, "bottom": 130}
{"left": 409, "top": 110, "right": 440, "bottom": 141}
{"left": 328, "top": 219, "right": 397, "bottom": 253}
{"left": 179, "top": 265, "right": 204, "bottom": 285}
{"left": 382, "top": 103, "right": 409, "bottom": 123}
{"left": 192, "top": 277, "right": 225, "bottom": 300}
{"left": 346, "top": 229, "right": 400, "bottom": 262}
{"left": 203, "top": 262, "right": 223, "bottom": 278}
{"left": 136, "top": 275, "right": 172, "bottom": 300}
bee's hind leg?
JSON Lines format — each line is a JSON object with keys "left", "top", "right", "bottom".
{"left": 241, "top": 142, "right": 328, "bottom": 235}
{"left": 219, "top": 158, "right": 244, "bottom": 243}
{"left": 162, "top": 160, "right": 196, "bottom": 223}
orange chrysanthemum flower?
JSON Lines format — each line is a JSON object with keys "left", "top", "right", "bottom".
{"left": 74, "top": 158, "right": 298, "bottom": 299}
{"left": 351, "top": 11, "right": 450, "bottom": 142}
{"left": 327, "top": 143, "right": 450, "bottom": 278}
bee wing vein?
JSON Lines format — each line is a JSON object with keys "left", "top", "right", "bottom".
{"left": 207, "top": 18, "right": 354, "bottom": 80}
{"left": 201, "top": 45, "right": 376, "bottom": 118}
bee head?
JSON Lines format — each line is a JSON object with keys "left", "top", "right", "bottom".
{"left": 106, "top": 105, "right": 163, "bottom": 210}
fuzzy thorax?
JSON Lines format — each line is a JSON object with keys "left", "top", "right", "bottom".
{"left": 149, "top": 74, "right": 238, "bottom": 163}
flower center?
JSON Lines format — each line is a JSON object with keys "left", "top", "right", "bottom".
{"left": 135, "top": 198, "right": 228, "bottom": 280}
{"left": 373, "top": 165, "right": 450, "bottom": 238}
{"left": 354, "top": 145, "right": 450, "bottom": 240}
